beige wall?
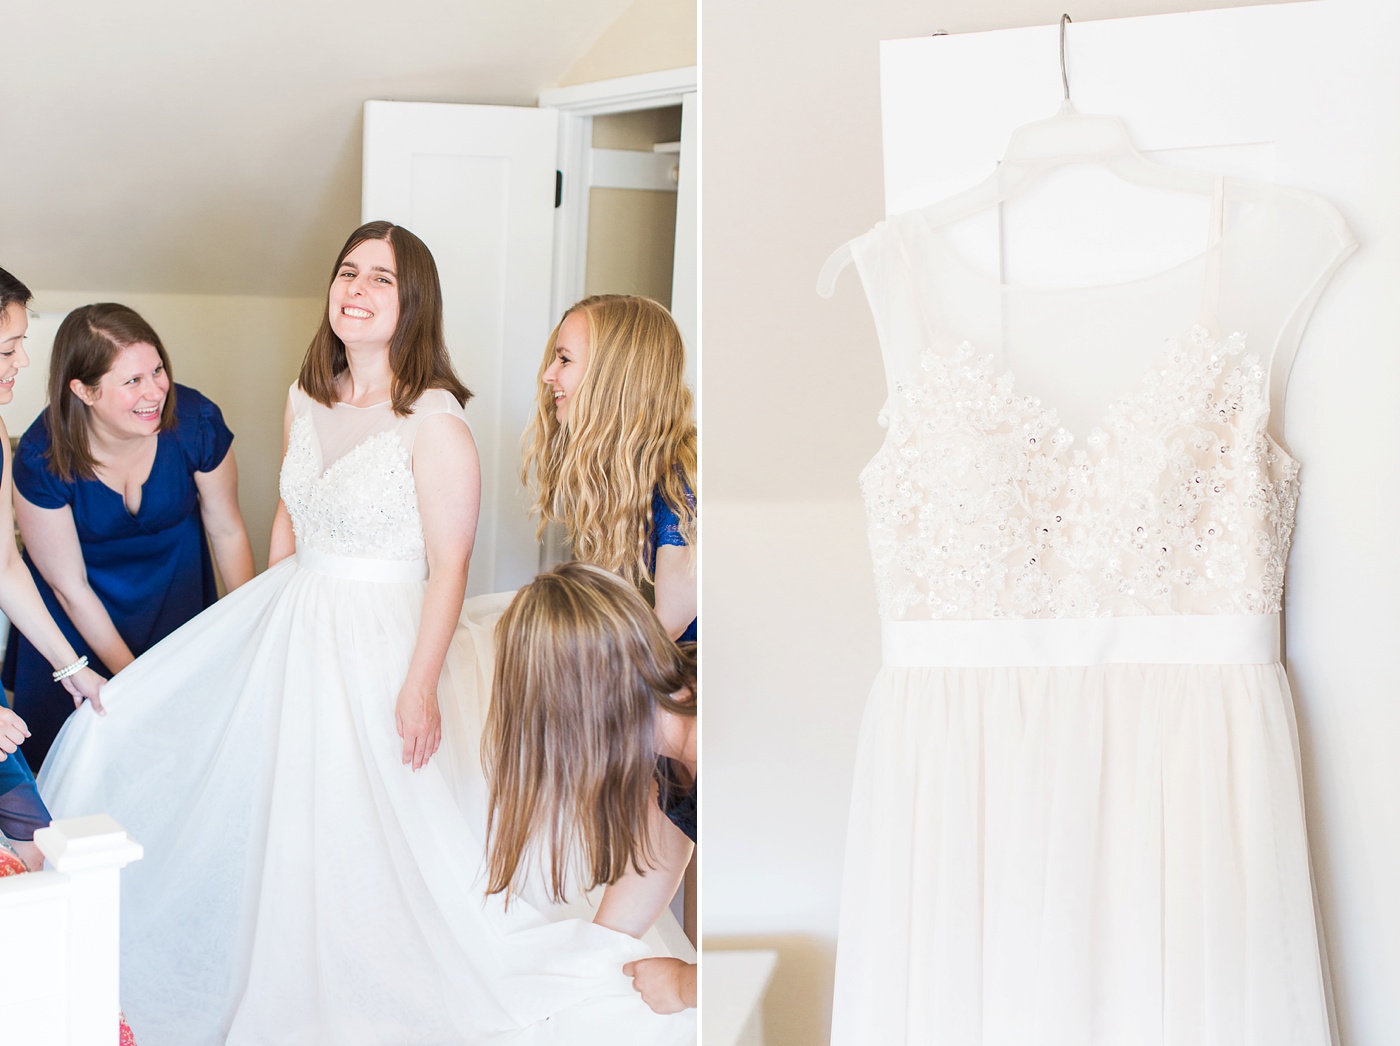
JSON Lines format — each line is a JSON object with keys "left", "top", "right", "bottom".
{"left": 702, "top": 2, "right": 1303, "bottom": 1044}
{"left": 23, "top": 291, "right": 323, "bottom": 573}
{"left": 559, "top": 0, "right": 696, "bottom": 86}
{"left": 584, "top": 108, "right": 683, "bottom": 305}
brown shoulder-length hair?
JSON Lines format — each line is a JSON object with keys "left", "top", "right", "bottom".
{"left": 298, "top": 220, "right": 470, "bottom": 414}
{"left": 521, "top": 295, "right": 697, "bottom": 586}
{"left": 46, "top": 304, "right": 178, "bottom": 482}
{"left": 483, "top": 561, "right": 696, "bottom": 903}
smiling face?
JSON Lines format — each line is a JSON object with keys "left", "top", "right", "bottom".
{"left": 328, "top": 237, "right": 400, "bottom": 352}
{"left": 74, "top": 341, "right": 171, "bottom": 441}
{"left": 0, "top": 302, "right": 31, "bottom": 405}
{"left": 542, "top": 310, "right": 591, "bottom": 422}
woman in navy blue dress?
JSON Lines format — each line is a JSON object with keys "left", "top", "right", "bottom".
{"left": 0, "top": 268, "right": 105, "bottom": 870}
{"left": 522, "top": 294, "right": 697, "bottom": 642}
{"left": 4, "top": 302, "right": 253, "bottom": 767}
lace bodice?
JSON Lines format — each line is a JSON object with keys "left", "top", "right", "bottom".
{"left": 863, "top": 327, "right": 1297, "bottom": 620}
{"left": 850, "top": 184, "right": 1353, "bottom": 622}
{"left": 279, "top": 385, "right": 468, "bottom": 561}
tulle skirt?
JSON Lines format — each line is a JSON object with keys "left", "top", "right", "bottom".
{"left": 40, "top": 551, "right": 694, "bottom": 1046}
{"left": 830, "top": 661, "right": 1332, "bottom": 1046}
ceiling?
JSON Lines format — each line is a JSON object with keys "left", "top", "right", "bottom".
{"left": 1, "top": 0, "right": 634, "bottom": 297}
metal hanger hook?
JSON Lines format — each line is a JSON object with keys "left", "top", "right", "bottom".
{"left": 1059, "top": 14, "right": 1072, "bottom": 101}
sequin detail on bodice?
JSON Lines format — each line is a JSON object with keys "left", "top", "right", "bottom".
{"left": 861, "top": 326, "right": 1299, "bottom": 620}
{"left": 279, "top": 415, "right": 425, "bottom": 561}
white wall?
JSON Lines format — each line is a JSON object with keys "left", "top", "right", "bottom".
{"left": 558, "top": 0, "right": 697, "bottom": 87}
{"left": 701, "top": 2, "right": 1400, "bottom": 1045}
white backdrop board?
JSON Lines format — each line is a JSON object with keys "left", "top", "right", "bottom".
{"left": 878, "top": 4, "right": 1400, "bottom": 1042}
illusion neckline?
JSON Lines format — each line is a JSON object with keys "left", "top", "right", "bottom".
{"left": 905, "top": 189, "right": 1263, "bottom": 298}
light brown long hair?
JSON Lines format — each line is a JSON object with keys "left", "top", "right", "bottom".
{"left": 483, "top": 561, "right": 696, "bottom": 903}
{"left": 298, "top": 221, "right": 470, "bottom": 414}
{"left": 521, "top": 295, "right": 696, "bottom": 585}
{"left": 45, "top": 304, "right": 178, "bottom": 482}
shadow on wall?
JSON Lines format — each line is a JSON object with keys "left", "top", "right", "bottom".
{"left": 707, "top": 934, "right": 835, "bottom": 1046}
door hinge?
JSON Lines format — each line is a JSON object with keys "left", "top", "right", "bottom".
{"left": 555, "top": 170, "right": 563, "bottom": 208}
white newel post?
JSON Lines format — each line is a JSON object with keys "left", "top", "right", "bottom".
{"left": 36, "top": 815, "right": 144, "bottom": 1045}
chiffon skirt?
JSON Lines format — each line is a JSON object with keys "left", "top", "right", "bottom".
{"left": 830, "top": 662, "right": 1333, "bottom": 1046}
{"left": 39, "top": 551, "right": 694, "bottom": 1046}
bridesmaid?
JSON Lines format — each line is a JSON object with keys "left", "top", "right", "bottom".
{"left": 0, "top": 268, "right": 105, "bottom": 871}
{"left": 521, "top": 295, "right": 697, "bottom": 641}
{"left": 484, "top": 561, "right": 697, "bottom": 1014}
{"left": 4, "top": 302, "right": 253, "bottom": 766}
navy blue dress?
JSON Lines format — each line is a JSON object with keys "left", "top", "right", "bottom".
{"left": 650, "top": 487, "right": 697, "bottom": 644}
{"left": 2, "top": 384, "right": 234, "bottom": 768}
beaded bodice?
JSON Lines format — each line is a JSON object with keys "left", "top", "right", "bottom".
{"left": 861, "top": 326, "right": 1298, "bottom": 621}
{"left": 278, "top": 386, "right": 468, "bottom": 562}
{"left": 845, "top": 184, "right": 1354, "bottom": 623}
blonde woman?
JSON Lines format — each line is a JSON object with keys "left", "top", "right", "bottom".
{"left": 522, "top": 295, "right": 697, "bottom": 641}
{"left": 485, "top": 561, "right": 698, "bottom": 1014}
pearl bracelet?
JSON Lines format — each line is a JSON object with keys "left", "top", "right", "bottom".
{"left": 52, "top": 656, "right": 89, "bottom": 682}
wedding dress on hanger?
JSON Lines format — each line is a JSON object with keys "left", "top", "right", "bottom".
{"left": 821, "top": 100, "right": 1354, "bottom": 1045}
{"left": 39, "top": 386, "right": 695, "bottom": 1046}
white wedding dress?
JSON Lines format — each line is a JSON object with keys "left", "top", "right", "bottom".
{"left": 831, "top": 180, "right": 1353, "bottom": 1044}
{"left": 39, "top": 385, "right": 695, "bottom": 1045}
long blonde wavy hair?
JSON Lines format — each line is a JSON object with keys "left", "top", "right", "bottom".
{"left": 521, "top": 295, "right": 696, "bottom": 585}
{"left": 483, "top": 561, "right": 696, "bottom": 903}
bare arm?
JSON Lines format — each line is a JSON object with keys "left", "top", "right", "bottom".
{"left": 14, "top": 491, "right": 135, "bottom": 676}
{"left": 653, "top": 543, "right": 697, "bottom": 640}
{"left": 0, "top": 427, "right": 105, "bottom": 708}
{"left": 396, "top": 414, "right": 481, "bottom": 771}
{"left": 268, "top": 395, "right": 296, "bottom": 566}
{"left": 593, "top": 793, "right": 695, "bottom": 938}
{"left": 194, "top": 449, "right": 255, "bottom": 590}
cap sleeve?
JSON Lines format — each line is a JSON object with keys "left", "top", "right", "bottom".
{"left": 173, "top": 385, "right": 235, "bottom": 474}
{"left": 652, "top": 486, "right": 693, "bottom": 550}
{"left": 400, "top": 389, "right": 470, "bottom": 454}
{"left": 12, "top": 418, "right": 73, "bottom": 510}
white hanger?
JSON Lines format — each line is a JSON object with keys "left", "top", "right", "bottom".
{"left": 818, "top": 15, "right": 1223, "bottom": 297}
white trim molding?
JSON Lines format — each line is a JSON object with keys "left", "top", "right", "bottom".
{"left": 539, "top": 67, "right": 697, "bottom": 115}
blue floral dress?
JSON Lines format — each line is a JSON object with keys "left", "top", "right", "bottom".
{"left": 650, "top": 487, "right": 696, "bottom": 643}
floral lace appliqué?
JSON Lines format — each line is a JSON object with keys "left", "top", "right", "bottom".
{"left": 860, "top": 327, "right": 1299, "bottom": 620}
{"left": 280, "top": 415, "right": 426, "bottom": 561}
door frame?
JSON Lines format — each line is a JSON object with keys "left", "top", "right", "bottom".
{"left": 535, "top": 67, "right": 698, "bottom": 572}
{"left": 537, "top": 66, "right": 698, "bottom": 353}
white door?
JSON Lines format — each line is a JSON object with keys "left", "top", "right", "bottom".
{"left": 670, "top": 91, "right": 698, "bottom": 393}
{"left": 362, "top": 100, "right": 559, "bottom": 595}
{"left": 882, "top": 5, "right": 1400, "bottom": 1042}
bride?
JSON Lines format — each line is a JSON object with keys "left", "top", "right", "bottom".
{"left": 38, "top": 222, "right": 695, "bottom": 1045}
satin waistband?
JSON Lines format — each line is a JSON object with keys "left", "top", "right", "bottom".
{"left": 881, "top": 613, "right": 1281, "bottom": 668}
{"left": 295, "top": 549, "right": 429, "bottom": 584}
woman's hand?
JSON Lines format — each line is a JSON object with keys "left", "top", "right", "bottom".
{"left": 621, "top": 957, "right": 697, "bottom": 1014}
{"left": 60, "top": 666, "right": 107, "bottom": 715}
{"left": 395, "top": 679, "right": 442, "bottom": 770}
{"left": 0, "top": 707, "right": 30, "bottom": 761}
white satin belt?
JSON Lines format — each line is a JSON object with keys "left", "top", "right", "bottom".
{"left": 294, "top": 548, "right": 430, "bottom": 584}
{"left": 881, "top": 613, "right": 1281, "bottom": 667}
